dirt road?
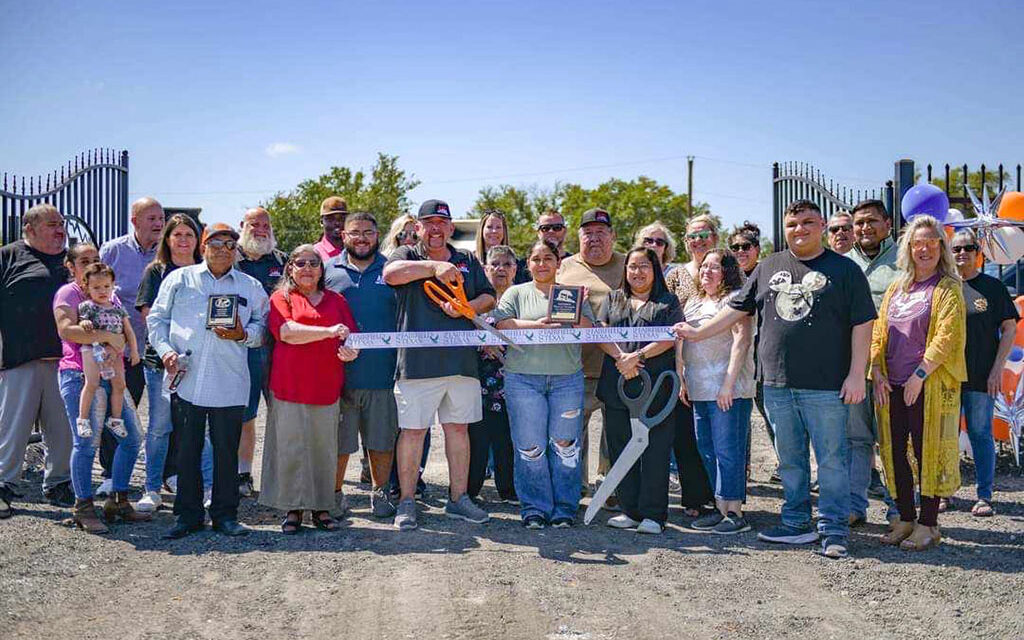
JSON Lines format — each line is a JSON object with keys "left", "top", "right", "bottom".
{"left": 1, "top": 406, "right": 1022, "bottom": 640}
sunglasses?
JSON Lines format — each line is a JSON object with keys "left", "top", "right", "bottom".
{"left": 538, "top": 223, "right": 566, "bottom": 233}
{"left": 292, "top": 258, "right": 322, "bottom": 268}
{"left": 206, "top": 239, "right": 237, "bottom": 250}
{"left": 952, "top": 244, "right": 979, "bottom": 253}
{"left": 686, "top": 230, "right": 713, "bottom": 240}
{"left": 912, "top": 238, "right": 942, "bottom": 250}
{"left": 729, "top": 242, "right": 755, "bottom": 252}
{"left": 828, "top": 224, "right": 853, "bottom": 233}
{"left": 642, "top": 237, "right": 668, "bottom": 247}
{"left": 397, "top": 231, "right": 419, "bottom": 242}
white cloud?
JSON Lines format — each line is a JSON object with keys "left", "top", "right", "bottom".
{"left": 264, "top": 142, "right": 300, "bottom": 158}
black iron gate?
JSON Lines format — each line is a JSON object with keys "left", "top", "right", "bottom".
{"left": 1, "top": 149, "right": 129, "bottom": 247}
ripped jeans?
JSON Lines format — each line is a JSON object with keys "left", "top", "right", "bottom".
{"left": 504, "top": 371, "right": 585, "bottom": 522}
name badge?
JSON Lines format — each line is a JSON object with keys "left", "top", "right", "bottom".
{"left": 207, "top": 294, "right": 239, "bottom": 328}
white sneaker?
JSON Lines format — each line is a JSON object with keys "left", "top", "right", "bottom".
{"left": 637, "top": 518, "right": 663, "bottom": 535}
{"left": 607, "top": 514, "right": 640, "bottom": 529}
{"left": 95, "top": 478, "right": 113, "bottom": 498}
{"left": 203, "top": 488, "right": 212, "bottom": 509}
{"left": 136, "top": 491, "right": 162, "bottom": 512}
{"left": 74, "top": 418, "right": 93, "bottom": 439}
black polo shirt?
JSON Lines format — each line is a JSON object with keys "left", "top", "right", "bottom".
{"left": 0, "top": 240, "right": 68, "bottom": 369}
{"left": 387, "top": 243, "right": 495, "bottom": 380}
{"left": 237, "top": 249, "right": 287, "bottom": 296}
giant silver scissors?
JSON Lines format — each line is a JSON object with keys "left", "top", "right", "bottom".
{"left": 584, "top": 368, "right": 680, "bottom": 525}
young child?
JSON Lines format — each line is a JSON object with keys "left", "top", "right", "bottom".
{"left": 73, "top": 263, "right": 140, "bottom": 438}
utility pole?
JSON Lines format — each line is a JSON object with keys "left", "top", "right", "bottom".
{"left": 686, "top": 156, "right": 694, "bottom": 218}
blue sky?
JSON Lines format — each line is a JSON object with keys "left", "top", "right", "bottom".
{"left": 2, "top": 1, "right": 1021, "bottom": 237}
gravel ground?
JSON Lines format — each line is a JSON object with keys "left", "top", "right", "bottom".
{"left": 1, "top": 399, "right": 1022, "bottom": 640}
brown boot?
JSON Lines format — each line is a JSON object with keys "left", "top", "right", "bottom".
{"left": 881, "top": 520, "right": 915, "bottom": 545}
{"left": 103, "top": 492, "right": 152, "bottom": 523}
{"left": 73, "top": 499, "right": 109, "bottom": 534}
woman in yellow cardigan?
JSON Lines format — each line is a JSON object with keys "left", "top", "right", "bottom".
{"left": 870, "top": 215, "right": 965, "bottom": 551}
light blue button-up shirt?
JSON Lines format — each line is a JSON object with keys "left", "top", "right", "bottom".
{"left": 146, "top": 263, "right": 268, "bottom": 408}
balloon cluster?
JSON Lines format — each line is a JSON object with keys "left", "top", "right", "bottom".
{"left": 902, "top": 183, "right": 1024, "bottom": 264}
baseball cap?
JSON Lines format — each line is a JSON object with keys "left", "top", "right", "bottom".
{"left": 320, "top": 196, "right": 349, "bottom": 217}
{"left": 201, "top": 222, "right": 240, "bottom": 244}
{"left": 417, "top": 199, "right": 452, "bottom": 220}
{"left": 580, "top": 208, "right": 612, "bottom": 227}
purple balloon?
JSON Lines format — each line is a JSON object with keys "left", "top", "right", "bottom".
{"left": 1010, "top": 346, "right": 1024, "bottom": 363}
{"left": 901, "top": 183, "right": 950, "bottom": 223}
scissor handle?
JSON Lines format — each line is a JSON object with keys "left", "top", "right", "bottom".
{"left": 617, "top": 369, "right": 680, "bottom": 426}
{"left": 423, "top": 280, "right": 475, "bottom": 319}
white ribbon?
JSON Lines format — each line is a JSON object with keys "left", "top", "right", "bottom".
{"left": 345, "top": 326, "right": 677, "bottom": 350}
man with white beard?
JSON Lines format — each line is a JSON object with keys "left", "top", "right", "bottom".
{"left": 235, "top": 207, "right": 287, "bottom": 497}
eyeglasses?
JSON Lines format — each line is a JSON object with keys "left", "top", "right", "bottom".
{"left": 686, "top": 230, "right": 713, "bottom": 241}
{"left": 345, "top": 230, "right": 378, "bottom": 239}
{"left": 828, "top": 224, "right": 853, "bottom": 233}
{"left": 952, "top": 244, "right": 979, "bottom": 253}
{"left": 538, "top": 223, "right": 566, "bottom": 233}
{"left": 912, "top": 238, "right": 942, "bottom": 250}
{"left": 206, "top": 239, "right": 237, "bottom": 250}
{"left": 292, "top": 258, "right": 322, "bottom": 268}
{"left": 626, "top": 263, "right": 653, "bottom": 272}
{"left": 729, "top": 242, "right": 755, "bottom": 252}
{"left": 642, "top": 237, "right": 668, "bottom": 247}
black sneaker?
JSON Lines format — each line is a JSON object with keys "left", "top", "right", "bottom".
{"left": 712, "top": 512, "right": 751, "bottom": 535}
{"left": 867, "top": 469, "right": 887, "bottom": 499}
{"left": 0, "top": 484, "right": 19, "bottom": 519}
{"left": 523, "top": 515, "right": 546, "bottom": 530}
{"left": 237, "top": 473, "right": 254, "bottom": 498}
{"left": 44, "top": 481, "right": 75, "bottom": 508}
{"left": 550, "top": 517, "right": 573, "bottom": 529}
{"left": 691, "top": 512, "right": 724, "bottom": 531}
{"left": 757, "top": 524, "right": 819, "bottom": 545}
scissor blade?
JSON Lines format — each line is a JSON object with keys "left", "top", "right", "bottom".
{"left": 473, "top": 318, "right": 525, "bottom": 352}
{"left": 584, "top": 430, "right": 648, "bottom": 525}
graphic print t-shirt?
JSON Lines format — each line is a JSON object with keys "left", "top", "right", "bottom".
{"left": 884, "top": 274, "right": 938, "bottom": 385}
{"left": 729, "top": 249, "right": 876, "bottom": 390}
{"left": 963, "top": 273, "right": 1020, "bottom": 392}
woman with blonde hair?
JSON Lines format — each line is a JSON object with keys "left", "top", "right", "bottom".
{"left": 475, "top": 210, "right": 510, "bottom": 265}
{"left": 870, "top": 215, "right": 965, "bottom": 551}
{"left": 382, "top": 214, "right": 418, "bottom": 256}
{"left": 633, "top": 221, "right": 678, "bottom": 276}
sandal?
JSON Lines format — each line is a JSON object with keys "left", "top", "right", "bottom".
{"left": 312, "top": 511, "right": 340, "bottom": 531}
{"left": 281, "top": 511, "right": 302, "bottom": 535}
{"left": 937, "top": 498, "right": 950, "bottom": 513}
{"left": 970, "top": 500, "right": 994, "bottom": 517}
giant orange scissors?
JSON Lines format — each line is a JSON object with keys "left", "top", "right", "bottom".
{"left": 423, "top": 279, "right": 523, "bottom": 352}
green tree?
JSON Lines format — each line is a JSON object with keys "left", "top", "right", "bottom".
{"left": 932, "top": 166, "right": 1013, "bottom": 204}
{"left": 261, "top": 153, "right": 420, "bottom": 252}
{"left": 470, "top": 176, "right": 712, "bottom": 259}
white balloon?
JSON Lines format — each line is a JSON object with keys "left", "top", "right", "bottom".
{"left": 946, "top": 208, "right": 964, "bottom": 223}
{"left": 983, "top": 226, "right": 1024, "bottom": 264}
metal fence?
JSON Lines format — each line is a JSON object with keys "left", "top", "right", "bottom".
{"left": 1, "top": 149, "right": 129, "bottom": 247}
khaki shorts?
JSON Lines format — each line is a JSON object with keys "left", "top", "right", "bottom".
{"left": 394, "top": 375, "right": 482, "bottom": 429}
{"left": 339, "top": 388, "right": 399, "bottom": 452}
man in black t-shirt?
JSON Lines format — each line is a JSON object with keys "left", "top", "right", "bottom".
{"left": 0, "top": 204, "right": 74, "bottom": 516}
{"left": 952, "top": 230, "right": 1018, "bottom": 515}
{"left": 235, "top": 207, "right": 287, "bottom": 499}
{"left": 383, "top": 199, "right": 496, "bottom": 530}
{"left": 674, "top": 200, "right": 876, "bottom": 559}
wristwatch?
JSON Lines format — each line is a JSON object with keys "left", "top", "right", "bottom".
{"left": 913, "top": 367, "right": 927, "bottom": 380}
{"left": 638, "top": 351, "right": 648, "bottom": 364}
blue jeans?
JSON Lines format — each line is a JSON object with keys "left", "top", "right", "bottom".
{"left": 846, "top": 387, "right": 876, "bottom": 518}
{"left": 763, "top": 386, "right": 851, "bottom": 538}
{"left": 961, "top": 390, "right": 995, "bottom": 501}
{"left": 693, "top": 399, "right": 752, "bottom": 502}
{"left": 144, "top": 366, "right": 212, "bottom": 492}
{"left": 58, "top": 369, "right": 141, "bottom": 500}
{"left": 504, "top": 372, "right": 585, "bottom": 521}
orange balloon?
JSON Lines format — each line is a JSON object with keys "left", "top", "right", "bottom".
{"left": 999, "top": 191, "right": 1024, "bottom": 222}
{"left": 1017, "top": 319, "right": 1024, "bottom": 347}
{"left": 1016, "top": 295, "right": 1024, "bottom": 317}
{"left": 1001, "top": 368, "right": 1019, "bottom": 393}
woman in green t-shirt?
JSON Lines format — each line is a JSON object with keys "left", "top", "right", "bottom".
{"left": 493, "top": 240, "right": 594, "bottom": 529}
